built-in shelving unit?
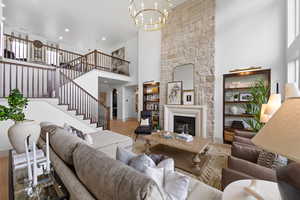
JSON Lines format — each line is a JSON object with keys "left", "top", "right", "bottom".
{"left": 223, "top": 69, "right": 271, "bottom": 143}
{"left": 143, "top": 81, "right": 160, "bottom": 129}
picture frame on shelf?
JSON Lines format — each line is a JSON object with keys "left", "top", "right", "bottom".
{"left": 167, "top": 81, "right": 182, "bottom": 105}
{"left": 240, "top": 93, "right": 253, "bottom": 101}
{"left": 183, "top": 90, "right": 194, "bottom": 105}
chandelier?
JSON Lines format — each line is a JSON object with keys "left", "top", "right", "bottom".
{"left": 129, "top": 0, "right": 173, "bottom": 31}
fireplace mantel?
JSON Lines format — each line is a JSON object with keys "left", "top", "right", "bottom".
{"left": 164, "top": 105, "right": 207, "bottom": 138}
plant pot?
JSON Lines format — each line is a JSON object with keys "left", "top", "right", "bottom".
{"left": 8, "top": 120, "right": 41, "bottom": 154}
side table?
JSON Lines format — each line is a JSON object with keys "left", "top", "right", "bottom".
{"left": 222, "top": 179, "right": 281, "bottom": 200}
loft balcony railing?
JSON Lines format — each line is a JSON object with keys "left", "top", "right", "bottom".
{"left": 2, "top": 33, "right": 130, "bottom": 76}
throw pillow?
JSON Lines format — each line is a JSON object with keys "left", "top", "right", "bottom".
{"left": 257, "top": 150, "right": 276, "bottom": 168}
{"left": 271, "top": 155, "right": 288, "bottom": 170}
{"left": 149, "top": 154, "right": 169, "bottom": 165}
{"left": 128, "top": 154, "right": 156, "bottom": 173}
{"left": 140, "top": 118, "right": 150, "bottom": 126}
{"left": 144, "top": 166, "right": 164, "bottom": 189}
{"left": 116, "top": 147, "right": 137, "bottom": 165}
{"left": 157, "top": 158, "right": 174, "bottom": 172}
{"left": 164, "top": 171, "right": 190, "bottom": 200}
{"left": 63, "top": 123, "right": 85, "bottom": 139}
{"left": 83, "top": 133, "right": 93, "bottom": 145}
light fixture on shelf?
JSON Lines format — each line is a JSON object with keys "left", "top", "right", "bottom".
{"left": 129, "top": 0, "right": 173, "bottom": 31}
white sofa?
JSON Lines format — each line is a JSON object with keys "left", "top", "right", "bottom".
{"left": 89, "top": 130, "right": 222, "bottom": 200}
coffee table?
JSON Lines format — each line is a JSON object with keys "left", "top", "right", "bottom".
{"left": 142, "top": 132, "right": 210, "bottom": 170}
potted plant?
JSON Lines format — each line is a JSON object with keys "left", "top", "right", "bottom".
{"left": 0, "top": 89, "right": 41, "bottom": 153}
{"left": 243, "top": 79, "right": 270, "bottom": 132}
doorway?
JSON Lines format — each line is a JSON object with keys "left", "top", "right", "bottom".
{"left": 112, "top": 89, "right": 118, "bottom": 119}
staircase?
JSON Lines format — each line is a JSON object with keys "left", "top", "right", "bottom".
{"left": 0, "top": 34, "right": 131, "bottom": 130}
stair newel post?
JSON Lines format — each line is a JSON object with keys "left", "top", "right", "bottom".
{"left": 94, "top": 50, "right": 97, "bottom": 69}
{"left": 106, "top": 107, "right": 111, "bottom": 130}
{"left": 54, "top": 68, "right": 60, "bottom": 98}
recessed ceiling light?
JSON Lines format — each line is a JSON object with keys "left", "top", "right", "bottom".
{"left": 65, "top": 28, "right": 70, "bottom": 32}
{"left": 102, "top": 37, "right": 106, "bottom": 41}
{"left": 59, "top": 36, "right": 63, "bottom": 40}
{"left": 1, "top": 3, "right": 5, "bottom": 8}
{"left": 2, "top": 17, "right": 6, "bottom": 21}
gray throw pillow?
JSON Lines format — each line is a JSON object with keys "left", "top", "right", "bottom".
{"left": 129, "top": 154, "right": 156, "bottom": 173}
{"left": 116, "top": 147, "right": 137, "bottom": 165}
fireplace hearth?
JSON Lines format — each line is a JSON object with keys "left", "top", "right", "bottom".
{"left": 174, "top": 115, "right": 196, "bottom": 136}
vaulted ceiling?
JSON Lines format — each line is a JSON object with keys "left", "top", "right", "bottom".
{"left": 3, "top": 0, "right": 186, "bottom": 52}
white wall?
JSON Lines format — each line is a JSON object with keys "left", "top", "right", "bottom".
{"left": 124, "top": 86, "right": 138, "bottom": 119}
{"left": 109, "top": 35, "right": 139, "bottom": 85}
{"left": 0, "top": 99, "right": 97, "bottom": 151}
{"left": 215, "top": 0, "right": 286, "bottom": 141}
{"left": 138, "top": 30, "right": 161, "bottom": 117}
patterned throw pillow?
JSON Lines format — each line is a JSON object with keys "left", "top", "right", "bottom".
{"left": 271, "top": 155, "right": 288, "bottom": 170}
{"left": 257, "top": 150, "right": 288, "bottom": 169}
{"left": 257, "top": 150, "right": 276, "bottom": 168}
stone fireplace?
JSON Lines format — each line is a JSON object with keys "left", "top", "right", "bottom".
{"left": 174, "top": 116, "right": 196, "bottom": 136}
{"left": 164, "top": 105, "right": 207, "bottom": 138}
{"left": 160, "top": 0, "right": 215, "bottom": 137}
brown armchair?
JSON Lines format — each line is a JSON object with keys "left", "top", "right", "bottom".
{"left": 221, "top": 130, "right": 277, "bottom": 190}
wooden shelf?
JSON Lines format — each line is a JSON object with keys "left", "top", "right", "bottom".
{"left": 143, "top": 81, "right": 160, "bottom": 129}
{"left": 224, "top": 126, "right": 252, "bottom": 131}
{"left": 144, "top": 99, "right": 160, "bottom": 102}
{"left": 223, "top": 69, "right": 271, "bottom": 143}
{"left": 225, "top": 101, "right": 250, "bottom": 104}
{"left": 144, "top": 92, "right": 159, "bottom": 95}
{"left": 224, "top": 87, "right": 254, "bottom": 91}
{"left": 225, "top": 114, "right": 254, "bottom": 118}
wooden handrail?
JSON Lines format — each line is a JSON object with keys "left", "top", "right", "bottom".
{"left": 59, "top": 71, "right": 109, "bottom": 109}
{"left": 4, "top": 33, "right": 82, "bottom": 56}
{"left": 0, "top": 60, "right": 56, "bottom": 71}
{"left": 95, "top": 50, "right": 130, "bottom": 63}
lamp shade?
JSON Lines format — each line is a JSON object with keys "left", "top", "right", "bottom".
{"left": 265, "top": 94, "right": 281, "bottom": 116}
{"left": 260, "top": 104, "right": 271, "bottom": 123}
{"left": 285, "top": 83, "right": 300, "bottom": 99}
{"left": 252, "top": 97, "right": 300, "bottom": 162}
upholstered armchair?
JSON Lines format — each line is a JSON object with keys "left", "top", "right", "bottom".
{"left": 134, "top": 111, "right": 153, "bottom": 140}
{"left": 221, "top": 130, "right": 277, "bottom": 190}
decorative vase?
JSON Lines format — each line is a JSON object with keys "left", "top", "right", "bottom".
{"left": 230, "top": 106, "right": 239, "bottom": 115}
{"left": 8, "top": 120, "right": 41, "bottom": 154}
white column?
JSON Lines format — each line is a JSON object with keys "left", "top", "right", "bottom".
{"left": 0, "top": 0, "right": 3, "bottom": 58}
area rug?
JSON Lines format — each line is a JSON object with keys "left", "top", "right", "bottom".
{"left": 133, "top": 141, "right": 231, "bottom": 190}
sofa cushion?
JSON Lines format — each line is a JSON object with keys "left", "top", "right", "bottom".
{"left": 116, "top": 146, "right": 137, "bottom": 164}
{"left": 89, "top": 130, "right": 132, "bottom": 150}
{"left": 73, "top": 143, "right": 164, "bottom": 200}
{"left": 231, "top": 142, "right": 260, "bottom": 163}
{"left": 40, "top": 124, "right": 61, "bottom": 141}
{"left": 50, "top": 129, "right": 83, "bottom": 166}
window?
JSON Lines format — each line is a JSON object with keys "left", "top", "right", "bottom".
{"left": 12, "top": 41, "right": 27, "bottom": 59}
{"left": 288, "top": 59, "right": 299, "bottom": 85}
{"left": 288, "top": 0, "right": 300, "bottom": 47}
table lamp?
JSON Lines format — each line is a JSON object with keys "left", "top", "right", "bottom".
{"left": 252, "top": 97, "right": 300, "bottom": 200}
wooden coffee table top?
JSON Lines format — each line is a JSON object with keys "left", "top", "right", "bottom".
{"left": 142, "top": 132, "right": 210, "bottom": 154}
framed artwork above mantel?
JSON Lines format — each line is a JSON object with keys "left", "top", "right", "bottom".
{"left": 167, "top": 81, "right": 183, "bottom": 105}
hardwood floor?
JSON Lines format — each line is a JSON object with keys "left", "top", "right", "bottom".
{"left": 0, "top": 151, "right": 9, "bottom": 200}
{"left": 110, "top": 118, "right": 139, "bottom": 138}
